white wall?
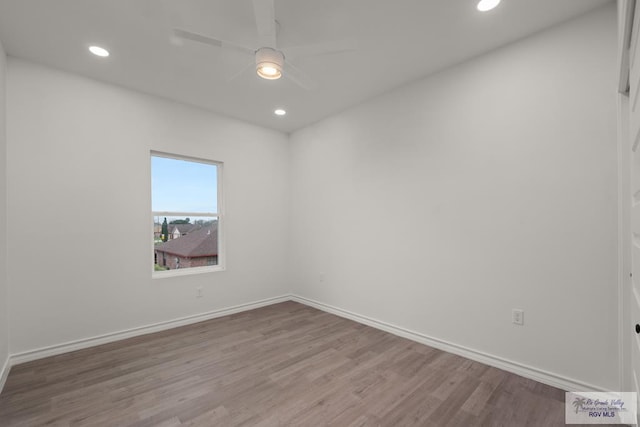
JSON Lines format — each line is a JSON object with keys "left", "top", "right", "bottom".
{"left": 290, "top": 5, "right": 619, "bottom": 390}
{"left": 6, "top": 58, "right": 290, "bottom": 354}
{"left": 0, "top": 40, "right": 8, "bottom": 382}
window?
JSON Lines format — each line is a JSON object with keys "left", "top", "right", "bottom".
{"left": 151, "top": 152, "right": 223, "bottom": 276}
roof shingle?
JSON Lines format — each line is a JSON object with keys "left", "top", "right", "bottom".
{"left": 155, "top": 224, "right": 218, "bottom": 258}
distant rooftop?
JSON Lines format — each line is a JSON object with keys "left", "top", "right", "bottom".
{"left": 155, "top": 224, "right": 218, "bottom": 258}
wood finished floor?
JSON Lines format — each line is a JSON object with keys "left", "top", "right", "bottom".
{"left": 0, "top": 301, "right": 590, "bottom": 426}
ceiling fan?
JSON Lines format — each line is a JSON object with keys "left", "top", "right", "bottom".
{"left": 172, "top": 0, "right": 355, "bottom": 90}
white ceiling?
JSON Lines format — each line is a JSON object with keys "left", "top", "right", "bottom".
{"left": 0, "top": 0, "right": 612, "bottom": 133}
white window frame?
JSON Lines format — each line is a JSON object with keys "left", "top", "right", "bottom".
{"left": 151, "top": 151, "right": 224, "bottom": 278}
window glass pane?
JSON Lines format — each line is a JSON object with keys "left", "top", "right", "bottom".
{"left": 153, "top": 216, "right": 219, "bottom": 271}
{"left": 151, "top": 156, "right": 218, "bottom": 213}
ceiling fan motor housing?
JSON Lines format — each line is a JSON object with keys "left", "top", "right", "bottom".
{"left": 256, "top": 47, "right": 285, "bottom": 79}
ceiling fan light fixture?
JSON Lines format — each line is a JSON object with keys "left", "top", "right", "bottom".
{"left": 258, "top": 65, "right": 281, "bottom": 79}
{"left": 256, "top": 47, "right": 284, "bottom": 80}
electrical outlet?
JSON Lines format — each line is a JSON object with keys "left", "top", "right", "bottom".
{"left": 512, "top": 309, "right": 524, "bottom": 325}
{"left": 196, "top": 287, "right": 204, "bottom": 298}
{"left": 319, "top": 272, "right": 325, "bottom": 283}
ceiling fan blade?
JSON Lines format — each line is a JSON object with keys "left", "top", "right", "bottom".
{"left": 284, "top": 60, "right": 318, "bottom": 91}
{"left": 282, "top": 39, "right": 358, "bottom": 57}
{"left": 173, "top": 28, "right": 255, "bottom": 55}
{"left": 227, "top": 61, "right": 255, "bottom": 82}
{"left": 252, "top": 0, "right": 277, "bottom": 48}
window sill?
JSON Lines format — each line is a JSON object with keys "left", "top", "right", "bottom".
{"left": 152, "top": 265, "right": 225, "bottom": 279}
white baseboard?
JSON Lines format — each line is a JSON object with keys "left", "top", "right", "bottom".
{"left": 2, "top": 293, "right": 604, "bottom": 396}
{"left": 0, "top": 355, "right": 9, "bottom": 394}
{"left": 9, "top": 295, "right": 290, "bottom": 367}
{"left": 290, "top": 294, "right": 605, "bottom": 393}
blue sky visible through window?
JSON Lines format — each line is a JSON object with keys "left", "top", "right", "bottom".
{"left": 152, "top": 156, "right": 218, "bottom": 213}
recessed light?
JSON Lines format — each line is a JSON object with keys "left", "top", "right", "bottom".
{"left": 274, "top": 109, "right": 286, "bottom": 116}
{"left": 89, "top": 45, "right": 110, "bottom": 57}
{"left": 477, "top": 0, "right": 500, "bottom": 12}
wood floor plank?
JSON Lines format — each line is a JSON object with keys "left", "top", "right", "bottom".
{"left": 0, "top": 301, "right": 589, "bottom": 426}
